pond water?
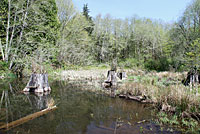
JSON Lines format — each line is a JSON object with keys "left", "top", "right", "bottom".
{"left": 0, "top": 79, "right": 180, "bottom": 134}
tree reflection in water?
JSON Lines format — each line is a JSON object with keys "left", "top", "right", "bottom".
{"left": 0, "top": 80, "right": 180, "bottom": 134}
{"left": 23, "top": 91, "right": 52, "bottom": 110}
{"left": 0, "top": 86, "right": 54, "bottom": 126}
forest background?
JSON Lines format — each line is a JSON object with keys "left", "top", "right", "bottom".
{"left": 1, "top": 0, "right": 200, "bottom": 77}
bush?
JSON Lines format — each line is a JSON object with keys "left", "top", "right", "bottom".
{"left": 0, "top": 61, "right": 9, "bottom": 71}
{"left": 144, "top": 57, "right": 170, "bottom": 71}
{"left": 119, "top": 58, "right": 140, "bottom": 68}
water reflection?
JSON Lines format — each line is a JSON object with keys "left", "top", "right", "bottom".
{"left": 0, "top": 80, "right": 180, "bottom": 134}
{"left": 23, "top": 91, "right": 52, "bottom": 110}
{"left": 0, "top": 87, "right": 53, "bottom": 127}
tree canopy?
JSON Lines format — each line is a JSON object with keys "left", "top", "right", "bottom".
{"left": 1, "top": 0, "right": 200, "bottom": 74}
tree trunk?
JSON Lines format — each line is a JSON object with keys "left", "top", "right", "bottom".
{"left": 23, "top": 73, "right": 51, "bottom": 93}
{"left": 5, "top": 0, "right": 11, "bottom": 61}
{"left": 0, "top": 39, "right": 4, "bottom": 60}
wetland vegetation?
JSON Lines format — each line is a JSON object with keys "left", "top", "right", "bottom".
{"left": 1, "top": 0, "right": 200, "bottom": 133}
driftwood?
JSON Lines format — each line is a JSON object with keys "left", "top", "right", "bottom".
{"left": 23, "top": 73, "right": 51, "bottom": 92}
{"left": 0, "top": 105, "right": 57, "bottom": 131}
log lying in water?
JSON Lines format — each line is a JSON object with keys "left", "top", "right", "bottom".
{"left": 118, "top": 94, "right": 153, "bottom": 104}
{"left": 0, "top": 105, "right": 57, "bottom": 131}
{"left": 23, "top": 73, "right": 51, "bottom": 92}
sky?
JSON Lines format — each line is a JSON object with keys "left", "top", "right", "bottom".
{"left": 72, "top": 0, "right": 192, "bottom": 22}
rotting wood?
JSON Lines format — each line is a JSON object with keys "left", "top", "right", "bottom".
{"left": 0, "top": 105, "right": 57, "bottom": 131}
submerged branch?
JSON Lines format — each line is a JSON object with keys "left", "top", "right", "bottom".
{"left": 0, "top": 105, "right": 57, "bottom": 131}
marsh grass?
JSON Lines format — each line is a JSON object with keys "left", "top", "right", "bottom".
{"left": 118, "top": 70, "right": 200, "bottom": 132}
{"left": 47, "top": 98, "right": 55, "bottom": 108}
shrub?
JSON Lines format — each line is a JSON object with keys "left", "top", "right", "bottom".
{"left": 144, "top": 57, "right": 170, "bottom": 71}
{"left": 119, "top": 58, "right": 140, "bottom": 69}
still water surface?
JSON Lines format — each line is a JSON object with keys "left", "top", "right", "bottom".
{"left": 0, "top": 79, "right": 180, "bottom": 134}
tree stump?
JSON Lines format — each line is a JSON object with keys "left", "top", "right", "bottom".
{"left": 102, "top": 70, "right": 117, "bottom": 88}
{"left": 117, "top": 72, "right": 127, "bottom": 80}
{"left": 107, "top": 70, "right": 117, "bottom": 86}
{"left": 23, "top": 73, "right": 51, "bottom": 93}
{"left": 182, "top": 69, "right": 200, "bottom": 86}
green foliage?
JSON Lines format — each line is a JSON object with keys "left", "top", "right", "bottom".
{"left": 57, "top": 13, "right": 93, "bottom": 65}
{"left": 0, "top": 61, "right": 16, "bottom": 78}
{"left": 157, "top": 111, "right": 198, "bottom": 132}
{"left": 23, "top": 0, "right": 60, "bottom": 62}
{"left": 0, "top": 61, "right": 8, "bottom": 71}
{"left": 181, "top": 118, "right": 198, "bottom": 133}
{"left": 2, "top": 0, "right": 200, "bottom": 75}
{"left": 185, "top": 38, "right": 200, "bottom": 68}
{"left": 144, "top": 57, "right": 171, "bottom": 71}
{"left": 119, "top": 58, "right": 140, "bottom": 68}
{"left": 82, "top": 4, "right": 94, "bottom": 35}
{"left": 0, "top": 0, "right": 7, "bottom": 45}
{"left": 0, "top": 0, "right": 60, "bottom": 76}
{"left": 158, "top": 112, "right": 170, "bottom": 125}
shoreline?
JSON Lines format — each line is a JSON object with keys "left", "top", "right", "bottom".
{"left": 0, "top": 68, "right": 199, "bottom": 132}
{"left": 53, "top": 69, "right": 199, "bottom": 133}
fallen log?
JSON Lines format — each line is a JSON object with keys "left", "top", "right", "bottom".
{"left": 118, "top": 94, "right": 153, "bottom": 104}
{"left": 0, "top": 105, "right": 57, "bottom": 131}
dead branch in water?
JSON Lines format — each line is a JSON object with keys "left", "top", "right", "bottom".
{"left": 0, "top": 105, "right": 57, "bottom": 131}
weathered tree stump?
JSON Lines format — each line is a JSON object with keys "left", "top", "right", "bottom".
{"left": 117, "top": 72, "right": 127, "bottom": 80}
{"left": 103, "top": 70, "right": 127, "bottom": 88}
{"left": 106, "top": 70, "right": 117, "bottom": 86}
{"left": 23, "top": 73, "right": 51, "bottom": 93}
{"left": 182, "top": 69, "right": 200, "bottom": 86}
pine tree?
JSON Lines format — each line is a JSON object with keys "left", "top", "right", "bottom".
{"left": 82, "top": 4, "right": 94, "bottom": 35}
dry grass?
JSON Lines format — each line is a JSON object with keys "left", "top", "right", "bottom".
{"left": 47, "top": 98, "right": 55, "bottom": 108}
{"left": 59, "top": 69, "right": 107, "bottom": 80}
{"left": 119, "top": 71, "right": 200, "bottom": 115}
